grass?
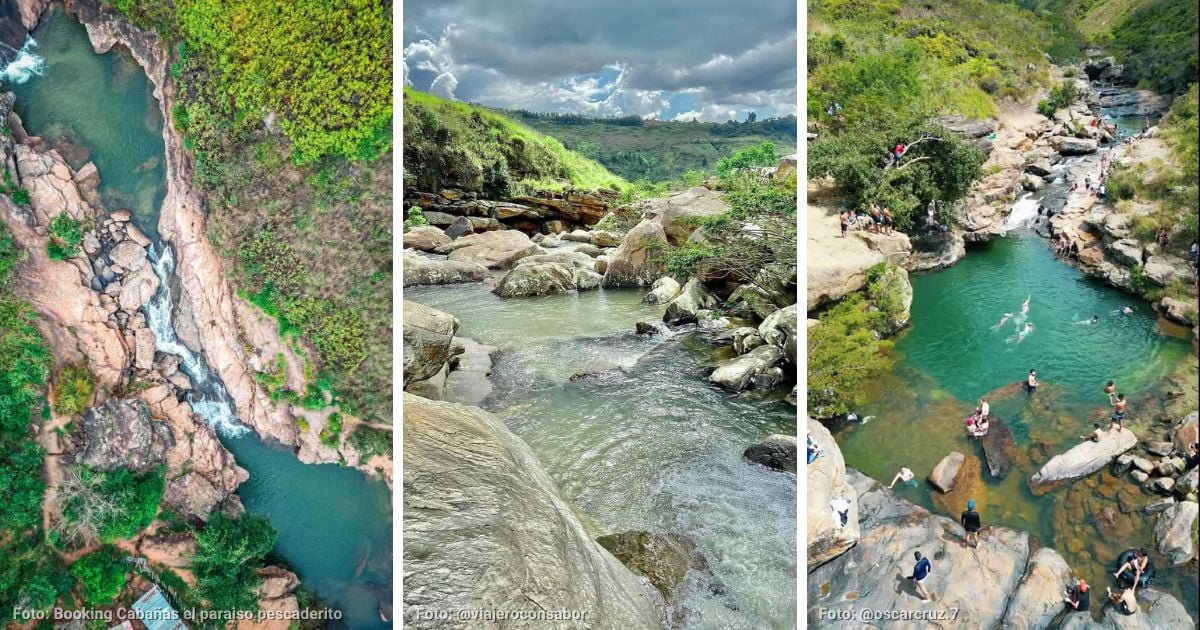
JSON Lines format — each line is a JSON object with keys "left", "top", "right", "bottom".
{"left": 403, "top": 87, "right": 628, "bottom": 195}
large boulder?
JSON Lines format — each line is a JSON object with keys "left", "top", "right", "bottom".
{"left": 1154, "top": 500, "right": 1198, "bottom": 565}
{"left": 402, "top": 301, "right": 458, "bottom": 387}
{"left": 981, "top": 415, "right": 1017, "bottom": 478}
{"left": 402, "top": 394, "right": 662, "bottom": 628}
{"left": 403, "top": 226, "right": 452, "bottom": 252}
{"left": 443, "top": 230, "right": 539, "bottom": 269}
{"left": 78, "top": 399, "right": 173, "bottom": 472}
{"left": 1057, "top": 137, "right": 1098, "bottom": 156}
{"left": 1061, "top": 588, "right": 1195, "bottom": 630}
{"left": 493, "top": 262, "right": 576, "bottom": 298}
{"left": 808, "top": 469, "right": 1031, "bottom": 628}
{"left": 743, "top": 434, "right": 798, "bottom": 473}
{"left": 928, "top": 452, "right": 965, "bottom": 493}
{"left": 595, "top": 531, "right": 715, "bottom": 613}
{"left": 1172, "top": 411, "right": 1197, "bottom": 453}
{"left": 642, "top": 277, "right": 681, "bottom": 305}
{"left": 709, "top": 345, "right": 785, "bottom": 392}
{"left": 806, "top": 418, "right": 859, "bottom": 570}
{"left": 643, "top": 187, "right": 729, "bottom": 245}
{"left": 1030, "top": 428, "right": 1138, "bottom": 488}
{"left": 1001, "top": 548, "right": 1074, "bottom": 630}
{"left": 116, "top": 263, "right": 161, "bottom": 312}
{"left": 663, "top": 278, "right": 716, "bottom": 325}
{"left": 1143, "top": 255, "right": 1193, "bottom": 287}
{"left": 402, "top": 252, "right": 489, "bottom": 287}
{"left": 602, "top": 219, "right": 669, "bottom": 287}
{"left": 758, "top": 305, "right": 798, "bottom": 366}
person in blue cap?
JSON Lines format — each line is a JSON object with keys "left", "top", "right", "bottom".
{"left": 961, "top": 499, "right": 982, "bottom": 548}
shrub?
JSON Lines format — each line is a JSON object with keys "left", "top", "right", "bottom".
{"left": 319, "top": 412, "right": 342, "bottom": 447}
{"left": 57, "top": 466, "right": 165, "bottom": 546}
{"left": 404, "top": 206, "right": 429, "bottom": 232}
{"left": 348, "top": 426, "right": 390, "bottom": 460}
{"left": 808, "top": 293, "right": 895, "bottom": 418}
{"left": 192, "top": 513, "right": 277, "bottom": 612}
{"left": 51, "top": 364, "right": 94, "bottom": 416}
{"left": 10, "top": 189, "right": 30, "bottom": 205}
{"left": 715, "top": 141, "right": 778, "bottom": 177}
{"left": 71, "top": 546, "right": 127, "bottom": 606}
{"left": 47, "top": 214, "right": 83, "bottom": 261}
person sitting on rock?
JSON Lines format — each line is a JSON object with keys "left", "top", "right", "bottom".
{"left": 806, "top": 432, "right": 823, "bottom": 465}
{"left": 1114, "top": 548, "right": 1148, "bottom": 585}
{"left": 1064, "top": 578, "right": 1090, "bottom": 611}
{"left": 1080, "top": 422, "right": 1104, "bottom": 442}
{"left": 1185, "top": 442, "right": 1199, "bottom": 471}
{"left": 972, "top": 414, "right": 989, "bottom": 437}
{"left": 1107, "top": 584, "right": 1139, "bottom": 616}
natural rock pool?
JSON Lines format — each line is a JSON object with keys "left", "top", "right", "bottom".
{"left": 834, "top": 218, "right": 1197, "bottom": 619}
{"left": 408, "top": 283, "right": 798, "bottom": 629}
{"left": 8, "top": 7, "right": 392, "bottom": 626}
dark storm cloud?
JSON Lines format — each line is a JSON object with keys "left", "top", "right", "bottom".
{"left": 402, "top": 0, "right": 796, "bottom": 120}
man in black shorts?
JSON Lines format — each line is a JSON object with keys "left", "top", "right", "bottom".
{"left": 1109, "top": 393, "right": 1127, "bottom": 432}
{"left": 961, "top": 499, "right": 982, "bottom": 548}
{"left": 1027, "top": 369, "right": 1039, "bottom": 394}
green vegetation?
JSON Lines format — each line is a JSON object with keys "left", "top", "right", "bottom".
{"left": 809, "top": 116, "right": 986, "bottom": 231}
{"left": 507, "top": 109, "right": 796, "bottom": 182}
{"left": 809, "top": 0, "right": 1056, "bottom": 125}
{"left": 662, "top": 143, "right": 797, "bottom": 305}
{"left": 192, "top": 513, "right": 277, "bottom": 612}
{"left": 404, "top": 206, "right": 429, "bottom": 232}
{"left": 348, "top": 425, "right": 390, "bottom": 460}
{"left": 1105, "top": 84, "right": 1199, "bottom": 253}
{"left": 1038, "top": 80, "right": 1080, "bottom": 117}
{"left": 319, "top": 412, "right": 342, "bottom": 447}
{"left": 807, "top": 276, "right": 901, "bottom": 418}
{"left": 715, "top": 141, "right": 779, "bottom": 177}
{"left": 47, "top": 213, "right": 84, "bottom": 260}
{"left": 71, "top": 546, "right": 127, "bottom": 606}
{"left": 51, "top": 363, "right": 95, "bottom": 416}
{"left": 57, "top": 466, "right": 166, "bottom": 546}
{"left": 403, "top": 87, "right": 628, "bottom": 195}
{"left": 1, "top": 222, "right": 71, "bottom": 616}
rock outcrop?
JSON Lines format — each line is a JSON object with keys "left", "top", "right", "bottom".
{"left": 743, "top": 434, "right": 798, "bottom": 473}
{"left": 402, "top": 301, "right": 458, "bottom": 388}
{"left": 402, "top": 394, "right": 662, "bottom": 628}
{"left": 1030, "top": 427, "right": 1138, "bottom": 488}
{"left": 402, "top": 251, "right": 489, "bottom": 287}
{"left": 1154, "top": 500, "right": 1198, "bottom": 565}
{"left": 603, "top": 219, "right": 669, "bottom": 287}
{"left": 78, "top": 398, "right": 173, "bottom": 471}
{"left": 595, "top": 530, "right": 718, "bottom": 619}
{"left": 806, "top": 418, "right": 859, "bottom": 571}
{"left": 638, "top": 186, "right": 729, "bottom": 245}
{"left": 928, "top": 451, "right": 965, "bottom": 493}
{"left": 1000, "top": 547, "right": 1074, "bottom": 630}
{"left": 441, "top": 230, "right": 540, "bottom": 269}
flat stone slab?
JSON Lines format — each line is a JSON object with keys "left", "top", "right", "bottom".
{"left": 1031, "top": 427, "right": 1137, "bottom": 488}
{"left": 980, "top": 416, "right": 1016, "bottom": 478}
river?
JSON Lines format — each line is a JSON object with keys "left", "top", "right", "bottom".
{"left": 6, "top": 8, "right": 391, "bottom": 627}
{"left": 408, "top": 283, "right": 798, "bottom": 629}
{"left": 834, "top": 102, "right": 1198, "bottom": 621}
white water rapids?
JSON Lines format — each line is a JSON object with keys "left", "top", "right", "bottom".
{"left": 0, "top": 37, "right": 44, "bottom": 83}
{"left": 145, "top": 244, "right": 248, "bottom": 436}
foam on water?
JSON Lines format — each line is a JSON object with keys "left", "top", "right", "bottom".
{"left": 1004, "top": 193, "right": 1040, "bottom": 230}
{"left": 0, "top": 37, "right": 45, "bottom": 83}
{"left": 144, "top": 244, "right": 248, "bottom": 436}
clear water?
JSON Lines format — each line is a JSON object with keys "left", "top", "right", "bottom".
{"left": 7, "top": 7, "right": 165, "bottom": 236}
{"left": 835, "top": 228, "right": 1196, "bottom": 619}
{"left": 7, "top": 10, "right": 392, "bottom": 625}
{"left": 223, "top": 436, "right": 393, "bottom": 629}
{"left": 407, "top": 284, "right": 798, "bottom": 629}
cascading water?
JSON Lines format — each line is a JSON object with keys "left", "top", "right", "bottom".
{"left": 0, "top": 37, "right": 45, "bottom": 83}
{"left": 1004, "top": 194, "right": 1040, "bottom": 229}
{"left": 144, "top": 243, "right": 247, "bottom": 436}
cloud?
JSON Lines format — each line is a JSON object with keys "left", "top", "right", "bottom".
{"left": 403, "top": 0, "right": 796, "bottom": 119}
{"left": 429, "top": 72, "right": 459, "bottom": 99}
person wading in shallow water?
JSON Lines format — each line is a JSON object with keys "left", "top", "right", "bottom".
{"left": 1104, "top": 380, "right": 1116, "bottom": 403}
{"left": 907, "top": 551, "right": 933, "bottom": 603}
{"left": 1026, "top": 369, "right": 1039, "bottom": 394}
{"left": 961, "top": 499, "right": 982, "bottom": 548}
{"left": 1109, "top": 393, "right": 1128, "bottom": 432}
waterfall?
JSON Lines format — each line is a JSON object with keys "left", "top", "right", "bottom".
{"left": 0, "top": 37, "right": 45, "bottom": 84}
{"left": 144, "top": 244, "right": 248, "bottom": 436}
{"left": 1004, "top": 193, "right": 1040, "bottom": 229}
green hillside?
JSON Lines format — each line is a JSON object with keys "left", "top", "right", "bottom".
{"left": 1013, "top": 0, "right": 1198, "bottom": 95}
{"left": 403, "top": 88, "right": 627, "bottom": 195}
{"left": 505, "top": 110, "right": 797, "bottom": 183}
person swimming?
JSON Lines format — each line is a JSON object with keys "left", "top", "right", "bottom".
{"left": 1021, "top": 295, "right": 1031, "bottom": 316}
{"left": 1075, "top": 314, "right": 1100, "bottom": 325}
{"left": 992, "top": 312, "right": 1014, "bottom": 330}
{"left": 1016, "top": 322, "right": 1034, "bottom": 343}
{"left": 1121, "top": 305, "right": 1133, "bottom": 315}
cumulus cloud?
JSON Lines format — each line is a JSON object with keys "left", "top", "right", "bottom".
{"left": 403, "top": 0, "right": 796, "bottom": 119}
{"left": 429, "top": 72, "right": 459, "bottom": 99}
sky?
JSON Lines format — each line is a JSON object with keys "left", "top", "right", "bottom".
{"left": 402, "top": 0, "right": 797, "bottom": 122}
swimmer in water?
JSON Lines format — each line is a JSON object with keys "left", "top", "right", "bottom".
{"left": 992, "top": 312, "right": 1014, "bottom": 330}
{"left": 1105, "top": 380, "right": 1117, "bottom": 403}
{"left": 1021, "top": 295, "right": 1031, "bottom": 316}
{"left": 1121, "top": 305, "right": 1133, "bottom": 315}
{"left": 1016, "top": 322, "right": 1034, "bottom": 343}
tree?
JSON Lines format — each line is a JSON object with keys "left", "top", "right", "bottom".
{"left": 54, "top": 466, "right": 165, "bottom": 547}
{"left": 192, "top": 513, "right": 277, "bottom": 612}
{"left": 71, "top": 547, "right": 127, "bottom": 606}
{"left": 746, "top": 111, "right": 757, "bottom": 123}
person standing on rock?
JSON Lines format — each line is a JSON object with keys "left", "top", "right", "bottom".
{"left": 961, "top": 499, "right": 982, "bottom": 548}
{"left": 1108, "top": 393, "right": 1127, "bottom": 432}
{"left": 839, "top": 211, "right": 849, "bottom": 238}
{"left": 977, "top": 399, "right": 990, "bottom": 421}
{"left": 907, "top": 551, "right": 934, "bottom": 603}
{"left": 1026, "top": 369, "right": 1039, "bottom": 394}
{"left": 1064, "top": 578, "right": 1091, "bottom": 611}
{"left": 882, "top": 207, "right": 895, "bottom": 235}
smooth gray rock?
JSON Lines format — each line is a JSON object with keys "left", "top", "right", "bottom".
{"left": 663, "top": 278, "right": 716, "bottom": 325}
{"left": 493, "top": 262, "right": 576, "bottom": 298}
{"left": 806, "top": 418, "right": 859, "bottom": 571}
{"left": 402, "top": 301, "right": 458, "bottom": 387}
{"left": 402, "top": 251, "right": 489, "bottom": 287}
{"left": 602, "top": 219, "right": 669, "bottom": 287}
{"left": 758, "top": 304, "right": 798, "bottom": 366}
{"left": 642, "top": 276, "right": 681, "bottom": 305}
{"left": 709, "top": 345, "right": 784, "bottom": 392}
{"left": 402, "top": 394, "right": 662, "bottom": 629}
{"left": 743, "top": 434, "right": 797, "bottom": 473}
{"left": 1031, "top": 428, "right": 1138, "bottom": 487}
{"left": 928, "top": 452, "right": 965, "bottom": 493}
{"left": 78, "top": 398, "right": 173, "bottom": 472}
{"left": 1001, "top": 547, "right": 1074, "bottom": 630}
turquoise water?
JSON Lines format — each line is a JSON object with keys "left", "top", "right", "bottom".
{"left": 224, "top": 437, "right": 392, "bottom": 628}
{"left": 836, "top": 228, "right": 1196, "bottom": 619}
{"left": 408, "top": 284, "right": 798, "bottom": 629}
{"left": 8, "top": 7, "right": 165, "bottom": 235}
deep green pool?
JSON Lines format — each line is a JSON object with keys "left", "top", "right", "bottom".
{"left": 835, "top": 229, "right": 1196, "bottom": 619}
{"left": 8, "top": 7, "right": 165, "bottom": 236}
{"left": 408, "top": 284, "right": 798, "bottom": 629}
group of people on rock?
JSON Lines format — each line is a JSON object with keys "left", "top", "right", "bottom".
{"left": 838, "top": 202, "right": 895, "bottom": 236}
{"left": 1051, "top": 233, "right": 1081, "bottom": 258}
